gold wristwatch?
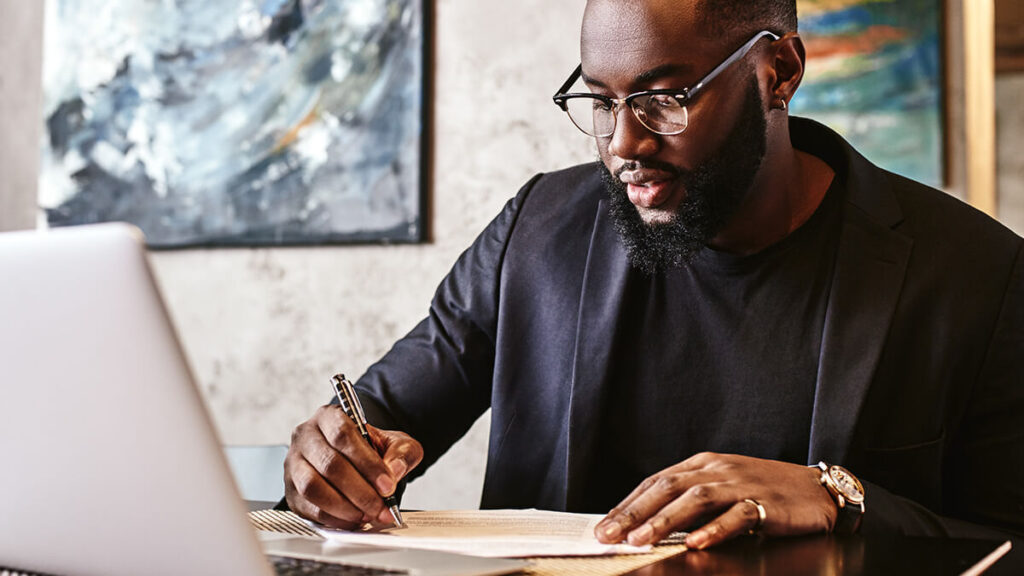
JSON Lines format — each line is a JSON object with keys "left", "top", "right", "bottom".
{"left": 815, "top": 461, "right": 865, "bottom": 534}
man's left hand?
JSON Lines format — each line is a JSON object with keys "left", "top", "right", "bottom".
{"left": 594, "top": 453, "right": 837, "bottom": 549}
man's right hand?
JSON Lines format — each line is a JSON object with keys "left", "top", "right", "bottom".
{"left": 284, "top": 404, "right": 423, "bottom": 529}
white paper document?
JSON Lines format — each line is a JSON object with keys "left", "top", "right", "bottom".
{"left": 315, "top": 509, "right": 656, "bottom": 558}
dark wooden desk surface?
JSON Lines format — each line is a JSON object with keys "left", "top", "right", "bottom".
{"left": 626, "top": 534, "right": 1017, "bottom": 576}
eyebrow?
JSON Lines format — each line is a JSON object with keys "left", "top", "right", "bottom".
{"left": 581, "top": 63, "right": 696, "bottom": 90}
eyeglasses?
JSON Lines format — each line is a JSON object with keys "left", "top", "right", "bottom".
{"left": 552, "top": 30, "right": 780, "bottom": 138}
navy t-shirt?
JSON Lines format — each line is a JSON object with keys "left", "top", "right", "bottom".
{"left": 585, "top": 178, "right": 845, "bottom": 512}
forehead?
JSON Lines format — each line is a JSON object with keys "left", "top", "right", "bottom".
{"left": 580, "top": 0, "right": 722, "bottom": 87}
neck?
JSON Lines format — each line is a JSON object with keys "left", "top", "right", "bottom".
{"left": 708, "top": 121, "right": 834, "bottom": 255}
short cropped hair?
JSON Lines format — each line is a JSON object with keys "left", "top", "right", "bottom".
{"left": 697, "top": 0, "right": 798, "bottom": 39}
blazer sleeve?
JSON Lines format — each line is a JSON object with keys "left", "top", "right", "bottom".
{"left": 353, "top": 173, "right": 544, "bottom": 482}
{"left": 862, "top": 243, "right": 1024, "bottom": 568}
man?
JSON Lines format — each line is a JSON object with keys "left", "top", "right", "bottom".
{"left": 284, "top": 0, "right": 1024, "bottom": 553}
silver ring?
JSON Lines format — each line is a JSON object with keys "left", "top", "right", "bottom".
{"left": 744, "top": 498, "right": 766, "bottom": 535}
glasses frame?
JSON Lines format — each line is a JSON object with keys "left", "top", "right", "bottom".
{"left": 552, "top": 30, "right": 781, "bottom": 138}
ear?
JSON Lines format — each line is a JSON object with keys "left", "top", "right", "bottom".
{"left": 767, "top": 33, "right": 806, "bottom": 108}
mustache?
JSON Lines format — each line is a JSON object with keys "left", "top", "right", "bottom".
{"left": 613, "top": 160, "right": 684, "bottom": 181}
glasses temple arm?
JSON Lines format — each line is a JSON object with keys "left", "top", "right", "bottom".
{"left": 553, "top": 64, "right": 583, "bottom": 99}
{"left": 687, "top": 30, "right": 780, "bottom": 100}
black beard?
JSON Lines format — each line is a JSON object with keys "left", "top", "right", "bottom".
{"left": 602, "top": 74, "right": 769, "bottom": 275}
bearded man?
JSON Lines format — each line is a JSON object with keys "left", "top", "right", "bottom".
{"left": 283, "top": 0, "right": 1024, "bottom": 554}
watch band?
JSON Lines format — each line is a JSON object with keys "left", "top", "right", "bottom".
{"left": 834, "top": 498, "right": 865, "bottom": 534}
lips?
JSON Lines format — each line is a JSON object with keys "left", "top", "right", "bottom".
{"left": 620, "top": 169, "right": 680, "bottom": 209}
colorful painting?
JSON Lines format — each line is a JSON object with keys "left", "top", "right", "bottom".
{"left": 39, "top": 0, "right": 425, "bottom": 247}
{"left": 792, "top": 0, "right": 943, "bottom": 187}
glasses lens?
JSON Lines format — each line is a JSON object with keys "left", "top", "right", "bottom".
{"left": 564, "top": 96, "right": 615, "bottom": 137}
{"left": 633, "top": 94, "right": 689, "bottom": 135}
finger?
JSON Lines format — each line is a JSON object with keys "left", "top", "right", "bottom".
{"left": 370, "top": 427, "right": 424, "bottom": 481}
{"left": 316, "top": 406, "right": 396, "bottom": 496}
{"left": 284, "top": 452, "right": 363, "bottom": 528}
{"left": 301, "top": 428, "right": 388, "bottom": 521}
{"left": 596, "top": 476, "right": 665, "bottom": 543}
{"left": 595, "top": 453, "right": 724, "bottom": 542}
{"left": 596, "top": 471, "right": 705, "bottom": 544}
{"left": 684, "top": 499, "right": 765, "bottom": 550}
{"left": 622, "top": 482, "right": 735, "bottom": 546}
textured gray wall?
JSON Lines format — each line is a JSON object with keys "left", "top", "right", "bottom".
{"left": 1, "top": 0, "right": 1022, "bottom": 509}
{"left": 0, "top": 0, "right": 593, "bottom": 509}
{"left": 0, "top": 0, "right": 43, "bottom": 232}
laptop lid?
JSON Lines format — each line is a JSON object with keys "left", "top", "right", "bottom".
{"left": 0, "top": 223, "right": 528, "bottom": 576}
{"left": 0, "top": 223, "right": 274, "bottom": 576}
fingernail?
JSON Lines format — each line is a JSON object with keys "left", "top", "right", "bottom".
{"left": 602, "top": 522, "right": 622, "bottom": 540}
{"left": 686, "top": 531, "right": 707, "bottom": 549}
{"left": 377, "top": 508, "right": 394, "bottom": 525}
{"left": 629, "top": 524, "right": 654, "bottom": 545}
{"left": 388, "top": 459, "right": 407, "bottom": 479}
{"left": 376, "top": 474, "right": 395, "bottom": 495}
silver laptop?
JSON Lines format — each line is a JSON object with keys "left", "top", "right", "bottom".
{"left": 0, "top": 223, "right": 525, "bottom": 576}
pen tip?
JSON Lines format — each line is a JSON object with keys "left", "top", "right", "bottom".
{"left": 391, "top": 506, "right": 405, "bottom": 528}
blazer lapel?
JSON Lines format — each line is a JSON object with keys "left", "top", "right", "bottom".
{"left": 807, "top": 152, "right": 913, "bottom": 466}
{"left": 563, "top": 199, "right": 633, "bottom": 511}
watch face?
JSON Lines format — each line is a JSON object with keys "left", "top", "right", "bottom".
{"left": 829, "top": 466, "right": 865, "bottom": 504}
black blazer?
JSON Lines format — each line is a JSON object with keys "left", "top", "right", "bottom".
{"left": 357, "top": 118, "right": 1024, "bottom": 547}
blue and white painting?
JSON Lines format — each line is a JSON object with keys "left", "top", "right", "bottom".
{"left": 792, "top": 0, "right": 943, "bottom": 187}
{"left": 40, "top": 0, "right": 425, "bottom": 247}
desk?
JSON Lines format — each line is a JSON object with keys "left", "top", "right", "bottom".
{"left": 250, "top": 505, "right": 1017, "bottom": 576}
{"left": 625, "top": 534, "right": 1017, "bottom": 576}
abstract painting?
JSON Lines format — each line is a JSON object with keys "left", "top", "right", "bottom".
{"left": 792, "top": 0, "right": 943, "bottom": 187}
{"left": 39, "top": 0, "right": 425, "bottom": 247}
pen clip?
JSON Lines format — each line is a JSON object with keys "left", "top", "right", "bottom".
{"left": 331, "top": 374, "right": 369, "bottom": 431}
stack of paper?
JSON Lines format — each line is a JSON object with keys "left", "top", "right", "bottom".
{"left": 316, "top": 509, "right": 658, "bottom": 558}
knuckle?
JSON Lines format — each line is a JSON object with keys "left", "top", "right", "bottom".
{"left": 691, "top": 451, "right": 722, "bottom": 467}
{"left": 640, "top": 475, "right": 660, "bottom": 491}
{"left": 291, "top": 421, "right": 309, "bottom": 444}
{"left": 654, "top": 475, "right": 679, "bottom": 494}
{"left": 324, "top": 424, "right": 347, "bottom": 450}
{"left": 293, "top": 468, "right": 317, "bottom": 498}
{"left": 704, "top": 521, "right": 722, "bottom": 539}
{"left": 403, "top": 438, "right": 425, "bottom": 463}
{"left": 317, "top": 450, "right": 342, "bottom": 478}
{"left": 335, "top": 426, "right": 359, "bottom": 453}
{"left": 649, "top": 513, "right": 673, "bottom": 532}
{"left": 689, "top": 483, "right": 715, "bottom": 503}
{"left": 619, "top": 507, "right": 639, "bottom": 524}
{"left": 687, "top": 485, "right": 719, "bottom": 512}
{"left": 692, "top": 451, "right": 713, "bottom": 462}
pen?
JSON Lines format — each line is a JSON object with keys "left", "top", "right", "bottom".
{"left": 330, "top": 373, "right": 405, "bottom": 529}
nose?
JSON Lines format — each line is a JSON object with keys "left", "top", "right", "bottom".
{"left": 606, "top": 104, "right": 659, "bottom": 161}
